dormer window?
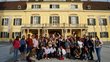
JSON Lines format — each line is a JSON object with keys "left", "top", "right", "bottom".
{"left": 18, "top": 5, "right": 21, "bottom": 9}
{"left": 87, "top": 5, "right": 91, "bottom": 10}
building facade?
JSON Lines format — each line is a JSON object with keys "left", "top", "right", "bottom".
{"left": 0, "top": 0, "right": 110, "bottom": 41}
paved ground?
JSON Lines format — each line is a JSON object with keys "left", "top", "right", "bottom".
{"left": 0, "top": 42, "right": 110, "bottom": 62}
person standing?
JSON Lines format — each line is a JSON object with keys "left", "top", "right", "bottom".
{"left": 13, "top": 36, "right": 20, "bottom": 62}
{"left": 33, "top": 35, "right": 39, "bottom": 49}
{"left": 95, "top": 36, "right": 103, "bottom": 62}
{"left": 26, "top": 34, "right": 33, "bottom": 53}
{"left": 19, "top": 35, "right": 26, "bottom": 60}
{"left": 87, "top": 36, "right": 94, "bottom": 60}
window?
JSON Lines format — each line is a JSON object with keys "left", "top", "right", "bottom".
{"left": 87, "top": 18, "right": 96, "bottom": 25}
{"left": 100, "top": 32, "right": 108, "bottom": 38}
{"left": 0, "top": 32, "right": 9, "bottom": 38}
{"left": 31, "top": 16, "right": 40, "bottom": 24}
{"left": 88, "top": 32, "right": 97, "bottom": 38}
{"left": 99, "top": 18, "right": 107, "bottom": 26}
{"left": 2, "top": 18, "right": 9, "bottom": 26}
{"left": 86, "top": 5, "right": 91, "bottom": 10}
{"left": 71, "top": 4, "right": 78, "bottom": 10}
{"left": 12, "top": 32, "right": 21, "bottom": 38}
{"left": 13, "top": 18, "right": 22, "bottom": 26}
{"left": 50, "top": 4, "right": 59, "bottom": 9}
{"left": 18, "top": 5, "right": 21, "bottom": 9}
{"left": 69, "top": 16, "right": 79, "bottom": 24}
{"left": 32, "top": 4, "right": 41, "bottom": 9}
{"left": 50, "top": 16, "right": 59, "bottom": 25}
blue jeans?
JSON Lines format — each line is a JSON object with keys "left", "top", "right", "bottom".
{"left": 95, "top": 47, "right": 102, "bottom": 62}
{"left": 27, "top": 46, "right": 32, "bottom": 53}
{"left": 13, "top": 48, "right": 19, "bottom": 61}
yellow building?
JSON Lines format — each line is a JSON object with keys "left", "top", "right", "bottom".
{"left": 0, "top": 0, "right": 110, "bottom": 41}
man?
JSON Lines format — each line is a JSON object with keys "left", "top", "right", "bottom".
{"left": 13, "top": 36, "right": 20, "bottom": 62}
{"left": 26, "top": 34, "right": 33, "bottom": 53}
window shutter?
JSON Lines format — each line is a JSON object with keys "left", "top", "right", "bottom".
{"left": 2, "top": 19, "right": 4, "bottom": 25}
{"left": 1, "top": 32, "right": 3, "bottom": 38}
{"left": 87, "top": 19, "right": 90, "bottom": 25}
{"left": 38, "top": 16, "right": 40, "bottom": 24}
{"left": 57, "top": 16, "right": 59, "bottom": 24}
{"left": 104, "top": 19, "right": 107, "bottom": 25}
{"left": 7, "top": 33, "right": 9, "bottom": 38}
{"left": 0, "top": 32, "right": 1, "bottom": 38}
{"left": 94, "top": 19, "right": 96, "bottom": 25}
{"left": 13, "top": 19, "right": 15, "bottom": 25}
{"left": 12, "top": 32, "right": 14, "bottom": 38}
{"left": 69, "top": 16, "right": 71, "bottom": 24}
{"left": 50, "top": 5, "right": 52, "bottom": 8}
{"left": 19, "top": 32, "right": 21, "bottom": 38}
{"left": 32, "top": 5, "right": 34, "bottom": 9}
{"left": 50, "top": 16, "right": 52, "bottom": 24}
{"left": 20, "top": 19, "right": 22, "bottom": 25}
{"left": 31, "top": 16, "right": 33, "bottom": 24}
{"left": 76, "top": 16, "right": 79, "bottom": 24}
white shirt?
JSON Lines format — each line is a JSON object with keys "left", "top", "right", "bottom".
{"left": 44, "top": 47, "right": 51, "bottom": 54}
{"left": 33, "top": 38, "right": 39, "bottom": 48}
{"left": 78, "top": 41, "right": 83, "bottom": 48}
{"left": 50, "top": 47, "right": 56, "bottom": 53}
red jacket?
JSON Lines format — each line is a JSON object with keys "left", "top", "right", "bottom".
{"left": 26, "top": 38, "right": 33, "bottom": 47}
{"left": 13, "top": 39, "right": 20, "bottom": 48}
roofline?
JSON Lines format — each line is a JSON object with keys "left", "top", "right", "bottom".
{"left": 0, "top": 1, "right": 109, "bottom": 3}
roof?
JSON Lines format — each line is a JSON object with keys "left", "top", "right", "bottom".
{"left": 83, "top": 1, "right": 110, "bottom": 10}
{"left": 0, "top": 1, "right": 109, "bottom": 10}
{"left": 0, "top": 1, "right": 27, "bottom": 10}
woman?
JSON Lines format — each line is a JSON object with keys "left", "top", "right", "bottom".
{"left": 19, "top": 35, "right": 26, "bottom": 60}
{"left": 95, "top": 36, "right": 103, "bottom": 62}
{"left": 13, "top": 36, "right": 20, "bottom": 62}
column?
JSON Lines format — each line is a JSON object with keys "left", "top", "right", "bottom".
{"left": 81, "top": 29, "right": 82, "bottom": 38}
{"left": 46, "top": 29, "right": 48, "bottom": 37}
{"left": 65, "top": 29, "right": 67, "bottom": 39}
{"left": 70, "top": 29, "right": 72, "bottom": 34}
{"left": 38, "top": 29, "right": 40, "bottom": 38}
{"left": 21, "top": 29, "right": 25, "bottom": 37}
{"left": 27, "top": 29, "right": 29, "bottom": 35}
{"left": 62, "top": 29, "right": 64, "bottom": 37}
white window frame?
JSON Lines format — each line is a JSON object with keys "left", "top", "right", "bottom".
{"left": 31, "top": 16, "right": 40, "bottom": 25}
{"left": 88, "top": 18, "right": 96, "bottom": 25}
{"left": 13, "top": 32, "right": 21, "bottom": 38}
{"left": 69, "top": 16, "right": 79, "bottom": 25}
{"left": 50, "top": 4, "right": 59, "bottom": 9}
{"left": 99, "top": 18, "right": 107, "bottom": 25}
{"left": 32, "top": 4, "right": 41, "bottom": 10}
{"left": 88, "top": 32, "right": 97, "bottom": 38}
{"left": 0, "top": 32, "right": 9, "bottom": 38}
{"left": 50, "top": 16, "right": 59, "bottom": 25}
{"left": 14, "top": 18, "right": 22, "bottom": 26}
{"left": 100, "top": 32, "right": 108, "bottom": 38}
{"left": 2, "top": 18, "right": 9, "bottom": 26}
{"left": 70, "top": 4, "right": 78, "bottom": 10}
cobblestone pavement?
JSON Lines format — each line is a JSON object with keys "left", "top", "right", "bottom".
{"left": 0, "top": 42, "right": 110, "bottom": 62}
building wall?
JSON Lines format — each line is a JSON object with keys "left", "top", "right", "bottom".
{"left": 0, "top": 2, "right": 110, "bottom": 41}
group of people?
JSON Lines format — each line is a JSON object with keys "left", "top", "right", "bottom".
{"left": 11, "top": 33, "right": 103, "bottom": 62}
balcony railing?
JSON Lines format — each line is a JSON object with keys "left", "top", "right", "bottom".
{"left": 21, "top": 23, "right": 88, "bottom": 28}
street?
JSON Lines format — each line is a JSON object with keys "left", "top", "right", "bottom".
{"left": 0, "top": 43, "right": 110, "bottom": 62}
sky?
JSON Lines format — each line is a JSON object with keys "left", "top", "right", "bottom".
{"left": 0, "top": 0, "right": 109, "bottom": 2}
